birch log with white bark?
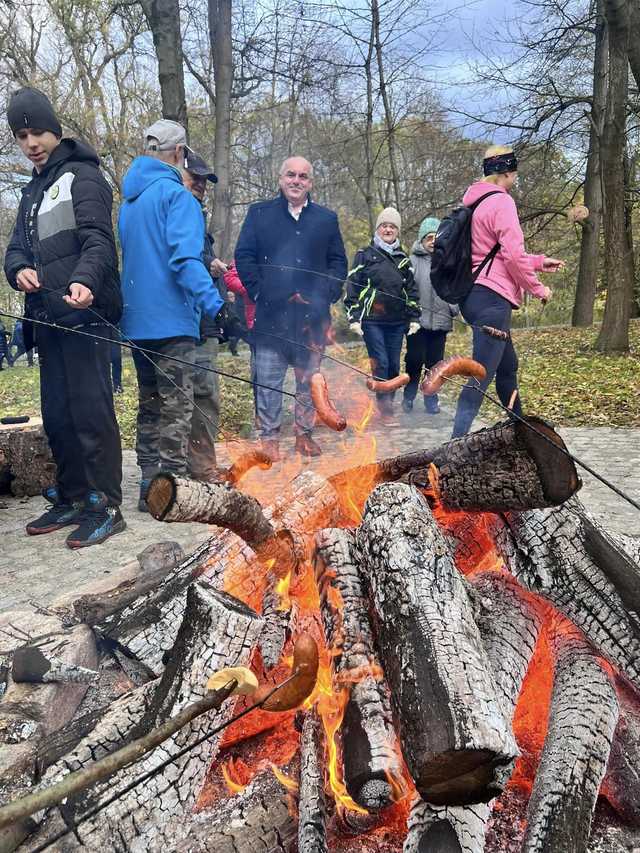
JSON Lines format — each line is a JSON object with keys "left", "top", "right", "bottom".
{"left": 357, "top": 483, "right": 518, "bottom": 806}
{"left": 25, "top": 583, "right": 263, "bottom": 852}
{"left": 314, "top": 527, "right": 401, "bottom": 810}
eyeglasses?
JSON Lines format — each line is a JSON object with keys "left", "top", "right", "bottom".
{"left": 282, "top": 171, "right": 311, "bottom": 181}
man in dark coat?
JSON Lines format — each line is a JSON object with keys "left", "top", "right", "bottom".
{"left": 3, "top": 87, "right": 125, "bottom": 548}
{"left": 234, "top": 156, "right": 347, "bottom": 460}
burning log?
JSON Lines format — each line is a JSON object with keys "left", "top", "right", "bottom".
{"left": 259, "top": 571, "right": 290, "bottom": 670}
{"left": 522, "top": 623, "right": 619, "bottom": 853}
{"left": 601, "top": 677, "right": 640, "bottom": 826}
{"left": 313, "top": 527, "right": 401, "bottom": 811}
{"left": 146, "top": 473, "right": 296, "bottom": 572}
{"left": 495, "top": 496, "right": 640, "bottom": 690}
{"left": 298, "top": 709, "right": 328, "bottom": 853}
{"left": 357, "top": 483, "right": 518, "bottom": 806}
{"left": 27, "top": 583, "right": 263, "bottom": 851}
{"left": 425, "top": 417, "right": 580, "bottom": 511}
{"left": 403, "top": 572, "right": 543, "bottom": 852}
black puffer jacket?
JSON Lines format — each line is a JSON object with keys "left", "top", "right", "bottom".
{"left": 344, "top": 241, "right": 420, "bottom": 325}
{"left": 4, "top": 139, "right": 122, "bottom": 347}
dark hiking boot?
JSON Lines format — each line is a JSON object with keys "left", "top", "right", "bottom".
{"left": 401, "top": 398, "right": 413, "bottom": 413}
{"left": 26, "top": 487, "right": 82, "bottom": 535}
{"left": 260, "top": 439, "right": 281, "bottom": 463}
{"left": 66, "top": 491, "right": 126, "bottom": 549}
{"left": 424, "top": 394, "right": 440, "bottom": 414}
{"left": 138, "top": 479, "right": 151, "bottom": 513}
{"left": 295, "top": 434, "right": 322, "bottom": 458}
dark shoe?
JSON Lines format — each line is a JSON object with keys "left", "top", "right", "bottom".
{"left": 260, "top": 439, "right": 281, "bottom": 463}
{"left": 138, "top": 479, "right": 151, "bottom": 513}
{"left": 424, "top": 394, "right": 440, "bottom": 414}
{"left": 295, "top": 434, "right": 322, "bottom": 458}
{"left": 66, "top": 492, "right": 126, "bottom": 549}
{"left": 26, "top": 486, "right": 82, "bottom": 535}
{"left": 401, "top": 399, "right": 413, "bottom": 413}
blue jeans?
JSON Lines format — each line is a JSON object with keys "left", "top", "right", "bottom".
{"left": 452, "top": 285, "right": 522, "bottom": 438}
{"left": 362, "top": 322, "right": 406, "bottom": 409}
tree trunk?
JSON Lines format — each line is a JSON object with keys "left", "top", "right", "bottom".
{"left": 372, "top": 0, "right": 401, "bottom": 212}
{"left": 313, "top": 528, "right": 401, "bottom": 811}
{"left": 298, "top": 710, "right": 328, "bottom": 853}
{"left": 0, "top": 417, "right": 55, "bottom": 497}
{"left": 494, "top": 495, "right": 640, "bottom": 691}
{"left": 595, "top": 0, "right": 632, "bottom": 351}
{"left": 357, "top": 483, "right": 518, "bottom": 806}
{"left": 628, "top": 0, "right": 640, "bottom": 88}
{"left": 209, "top": 0, "right": 233, "bottom": 258}
{"left": 522, "top": 623, "right": 619, "bottom": 853}
{"left": 364, "top": 15, "right": 376, "bottom": 232}
{"left": 573, "top": 0, "right": 606, "bottom": 327}
{"left": 140, "top": 0, "right": 188, "bottom": 128}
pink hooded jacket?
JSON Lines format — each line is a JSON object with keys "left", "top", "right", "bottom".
{"left": 462, "top": 182, "right": 547, "bottom": 307}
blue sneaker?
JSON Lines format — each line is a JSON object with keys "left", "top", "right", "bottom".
{"left": 65, "top": 491, "right": 126, "bottom": 549}
{"left": 26, "top": 487, "right": 82, "bottom": 536}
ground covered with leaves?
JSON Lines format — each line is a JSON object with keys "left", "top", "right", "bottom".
{"left": 1, "top": 322, "right": 639, "bottom": 445}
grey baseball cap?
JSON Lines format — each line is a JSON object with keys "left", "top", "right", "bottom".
{"left": 144, "top": 119, "right": 187, "bottom": 151}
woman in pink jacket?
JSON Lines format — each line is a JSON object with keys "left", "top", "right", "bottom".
{"left": 451, "top": 145, "right": 564, "bottom": 437}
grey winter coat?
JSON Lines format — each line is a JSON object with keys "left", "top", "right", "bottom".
{"left": 410, "top": 241, "right": 459, "bottom": 331}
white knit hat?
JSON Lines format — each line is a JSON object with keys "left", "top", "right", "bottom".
{"left": 375, "top": 207, "right": 401, "bottom": 232}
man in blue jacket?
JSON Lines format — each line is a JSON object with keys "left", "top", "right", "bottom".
{"left": 235, "top": 156, "right": 347, "bottom": 460}
{"left": 119, "top": 120, "right": 223, "bottom": 508}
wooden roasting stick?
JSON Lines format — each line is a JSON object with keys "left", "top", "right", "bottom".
{"left": 522, "top": 621, "right": 619, "bottom": 853}
{"left": 314, "top": 527, "right": 402, "bottom": 811}
{"left": 357, "top": 483, "right": 518, "bottom": 806}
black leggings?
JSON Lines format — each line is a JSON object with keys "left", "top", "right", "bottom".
{"left": 451, "top": 285, "right": 521, "bottom": 437}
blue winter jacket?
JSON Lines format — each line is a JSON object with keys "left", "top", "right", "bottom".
{"left": 118, "top": 156, "right": 222, "bottom": 341}
{"left": 234, "top": 193, "right": 347, "bottom": 340}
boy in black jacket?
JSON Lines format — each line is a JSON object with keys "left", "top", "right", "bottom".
{"left": 3, "top": 87, "right": 125, "bottom": 548}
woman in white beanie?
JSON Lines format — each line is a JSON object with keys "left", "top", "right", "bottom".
{"left": 344, "top": 207, "right": 421, "bottom": 421}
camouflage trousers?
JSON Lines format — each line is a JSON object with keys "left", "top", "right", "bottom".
{"left": 132, "top": 337, "right": 196, "bottom": 478}
{"left": 189, "top": 337, "right": 220, "bottom": 481}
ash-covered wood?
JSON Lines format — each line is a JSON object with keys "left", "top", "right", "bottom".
{"left": 314, "top": 527, "right": 401, "bottom": 811}
{"left": 602, "top": 678, "right": 640, "bottom": 826}
{"left": 494, "top": 496, "right": 640, "bottom": 690}
{"left": 99, "top": 471, "right": 338, "bottom": 676}
{"left": 357, "top": 483, "right": 518, "bottom": 806}
{"left": 0, "top": 417, "right": 55, "bottom": 497}
{"left": 259, "top": 571, "right": 290, "bottom": 670}
{"left": 173, "top": 765, "right": 298, "bottom": 852}
{"left": 427, "top": 417, "right": 580, "bottom": 511}
{"left": 27, "top": 583, "right": 263, "bottom": 851}
{"left": 11, "top": 646, "right": 98, "bottom": 684}
{"left": 522, "top": 624, "right": 619, "bottom": 853}
{"left": 404, "top": 797, "right": 491, "bottom": 853}
{"left": 298, "top": 709, "right": 328, "bottom": 853}
{"left": 146, "top": 473, "right": 296, "bottom": 571}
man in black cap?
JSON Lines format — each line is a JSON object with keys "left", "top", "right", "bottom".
{"left": 3, "top": 87, "right": 125, "bottom": 548}
{"left": 180, "top": 147, "right": 227, "bottom": 481}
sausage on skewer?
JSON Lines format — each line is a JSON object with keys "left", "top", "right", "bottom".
{"left": 421, "top": 356, "right": 487, "bottom": 396}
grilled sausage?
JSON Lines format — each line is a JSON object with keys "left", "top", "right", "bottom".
{"left": 225, "top": 450, "right": 272, "bottom": 484}
{"left": 366, "top": 373, "right": 410, "bottom": 393}
{"left": 310, "top": 372, "right": 347, "bottom": 432}
{"left": 255, "top": 633, "right": 319, "bottom": 711}
{"left": 421, "top": 356, "right": 487, "bottom": 396}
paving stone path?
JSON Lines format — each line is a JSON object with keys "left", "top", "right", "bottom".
{"left": 1, "top": 351, "right": 639, "bottom": 613}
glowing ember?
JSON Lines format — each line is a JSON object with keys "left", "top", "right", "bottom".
{"left": 270, "top": 763, "right": 299, "bottom": 793}
{"left": 221, "top": 757, "right": 253, "bottom": 794}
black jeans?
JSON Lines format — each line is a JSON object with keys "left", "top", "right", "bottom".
{"left": 36, "top": 323, "right": 122, "bottom": 505}
{"left": 452, "top": 285, "right": 521, "bottom": 438}
{"left": 403, "top": 328, "right": 447, "bottom": 402}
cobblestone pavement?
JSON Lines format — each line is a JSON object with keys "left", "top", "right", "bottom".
{"left": 1, "top": 353, "right": 639, "bottom": 613}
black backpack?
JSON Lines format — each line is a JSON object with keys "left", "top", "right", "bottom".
{"left": 430, "top": 191, "right": 501, "bottom": 304}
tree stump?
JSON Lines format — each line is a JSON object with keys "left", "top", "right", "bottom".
{"left": 357, "top": 483, "right": 518, "bottom": 806}
{"left": 0, "top": 417, "right": 55, "bottom": 497}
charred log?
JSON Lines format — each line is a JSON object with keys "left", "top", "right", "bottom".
{"left": 146, "top": 473, "right": 296, "bottom": 571}
{"left": 602, "top": 678, "right": 640, "bottom": 826}
{"left": 495, "top": 496, "right": 640, "bottom": 690}
{"left": 522, "top": 624, "right": 619, "bottom": 853}
{"left": 357, "top": 483, "right": 518, "bottom": 806}
{"left": 313, "top": 527, "right": 401, "bottom": 811}
{"left": 404, "top": 797, "right": 491, "bottom": 853}
{"left": 0, "top": 418, "right": 55, "bottom": 497}
{"left": 27, "top": 583, "right": 263, "bottom": 851}
{"left": 259, "top": 572, "right": 289, "bottom": 671}
{"left": 298, "top": 709, "right": 328, "bottom": 853}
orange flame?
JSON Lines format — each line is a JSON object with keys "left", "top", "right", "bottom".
{"left": 275, "top": 571, "right": 292, "bottom": 611}
{"left": 221, "top": 757, "right": 253, "bottom": 795}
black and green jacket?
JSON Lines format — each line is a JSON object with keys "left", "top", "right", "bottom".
{"left": 344, "top": 241, "right": 420, "bottom": 325}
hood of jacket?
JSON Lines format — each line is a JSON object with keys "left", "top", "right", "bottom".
{"left": 462, "top": 180, "right": 508, "bottom": 206}
{"left": 411, "top": 240, "right": 432, "bottom": 257}
{"left": 34, "top": 137, "right": 100, "bottom": 179}
{"left": 122, "top": 155, "right": 183, "bottom": 201}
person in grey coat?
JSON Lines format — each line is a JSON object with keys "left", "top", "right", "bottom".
{"left": 402, "top": 216, "right": 458, "bottom": 414}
